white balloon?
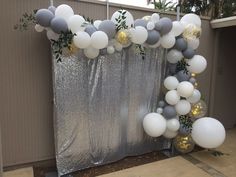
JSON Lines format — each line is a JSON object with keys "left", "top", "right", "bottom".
{"left": 84, "top": 46, "right": 99, "bottom": 59}
{"left": 107, "top": 46, "right": 115, "bottom": 54}
{"left": 167, "top": 118, "right": 180, "bottom": 132}
{"left": 170, "top": 21, "right": 184, "bottom": 36}
{"left": 156, "top": 107, "right": 163, "bottom": 114}
{"left": 165, "top": 90, "right": 180, "bottom": 105}
{"left": 111, "top": 10, "right": 134, "bottom": 28}
{"left": 147, "top": 21, "right": 155, "bottom": 30}
{"left": 55, "top": 4, "right": 74, "bottom": 22}
{"left": 131, "top": 26, "right": 148, "bottom": 44}
{"left": 151, "top": 13, "right": 160, "bottom": 23}
{"left": 163, "top": 129, "right": 178, "bottom": 139}
{"left": 73, "top": 31, "right": 91, "bottom": 49}
{"left": 187, "top": 38, "right": 199, "bottom": 50}
{"left": 46, "top": 29, "right": 59, "bottom": 40}
{"left": 187, "top": 89, "right": 201, "bottom": 104}
{"left": 91, "top": 31, "right": 108, "bottom": 49}
{"left": 67, "top": 15, "right": 85, "bottom": 33}
{"left": 161, "top": 33, "right": 176, "bottom": 49}
{"left": 177, "top": 81, "right": 194, "bottom": 98}
{"left": 187, "top": 55, "right": 207, "bottom": 74}
{"left": 166, "top": 49, "right": 183, "bottom": 64}
{"left": 192, "top": 117, "right": 226, "bottom": 148}
{"left": 35, "top": 24, "right": 44, "bottom": 32}
{"left": 175, "top": 100, "right": 191, "bottom": 115}
{"left": 94, "top": 20, "right": 102, "bottom": 29}
{"left": 114, "top": 42, "right": 123, "bottom": 51}
{"left": 164, "top": 76, "right": 179, "bottom": 90}
{"left": 143, "top": 113, "right": 167, "bottom": 137}
{"left": 180, "top": 13, "right": 201, "bottom": 27}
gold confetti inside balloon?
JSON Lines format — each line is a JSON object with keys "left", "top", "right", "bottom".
{"left": 116, "top": 29, "right": 131, "bottom": 47}
{"left": 62, "top": 43, "right": 79, "bottom": 57}
{"left": 173, "top": 134, "right": 195, "bottom": 153}
{"left": 189, "top": 100, "right": 207, "bottom": 118}
{"left": 183, "top": 24, "right": 202, "bottom": 40}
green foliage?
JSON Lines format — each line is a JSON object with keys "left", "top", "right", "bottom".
{"left": 82, "top": 15, "right": 94, "bottom": 25}
{"left": 135, "top": 44, "right": 146, "bottom": 60}
{"left": 208, "top": 149, "right": 230, "bottom": 157}
{"left": 14, "top": 10, "right": 37, "bottom": 31}
{"left": 51, "top": 30, "right": 76, "bottom": 62}
{"left": 152, "top": 0, "right": 177, "bottom": 12}
{"left": 179, "top": 115, "right": 193, "bottom": 131}
{"left": 176, "top": 59, "right": 189, "bottom": 74}
{"left": 115, "top": 10, "right": 128, "bottom": 31}
{"left": 180, "top": 0, "right": 211, "bottom": 16}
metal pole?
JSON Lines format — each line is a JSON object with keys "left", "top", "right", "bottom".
{"left": 177, "top": 6, "right": 180, "bottom": 21}
{"left": 50, "top": 0, "right": 54, "bottom": 6}
{"left": 106, "top": 0, "right": 110, "bottom": 20}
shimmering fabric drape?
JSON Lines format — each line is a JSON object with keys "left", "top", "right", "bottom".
{"left": 53, "top": 46, "right": 169, "bottom": 176}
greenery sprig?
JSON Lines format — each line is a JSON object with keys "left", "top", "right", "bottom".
{"left": 115, "top": 10, "right": 129, "bottom": 31}
{"left": 176, "top": 59, "right": 190, "bottom": 74}
{"left": 51, "top": 30, "right": 76, "bottom": 62}
{"left": 135, "top": 44, "right": 146, "bottom": 60}
{"left": 14, "top": 10, "right": 37, "bottom": 31}
{"left": 208, "top": 149, "right": 230, "bottom": 157}
{"left": 179, "top": 115, "right": 193, "bottom": 131}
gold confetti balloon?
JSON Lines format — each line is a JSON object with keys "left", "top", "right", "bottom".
{"left": 173, "top": 134, "right": 195, "bottom": 153}
{"left": 189, "top": 100, "right": 207, "bottom": 118}
{"left": 62, "top": 43, "right": 79, "bottom": 57}
{"left": 183, "top": 24, "right": 202, "bottom": 40}
{"left": 116, "top": 29, "right": 131, "bottom": 47}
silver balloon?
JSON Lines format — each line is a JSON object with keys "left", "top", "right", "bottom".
{"left": 50, "top": 17, "right": 68, "bottom": 34}
{"left": 98, "top": 20, "right": 116, "bottom": 39}
{"left": 163, "top": 105, "right": 177, "bottom": 119}
{"left": 134, "top": 19, "right": 147, "bottom": 28}
{"left": 174, "top": 38, "right": 187, "bottom": 51}
{"left": 176, "top": 70, "right": 191, "bottom": 82}
{"left": 146, "top": 30, "right": 160, "bottom": 45}
{"left": 85, "top": 25, "right": 97, "bottom": 36}
{"left": 48, "top": 6, "right": 56, "bottom": 14}
{"left": 183, "top": 47, "right": 195, "bottom": 59}
{"left": 35, "top": 9, "right": 54, "bottom": 27}
{"left": 159, "top": 17, "right": 172, "bottom": 35}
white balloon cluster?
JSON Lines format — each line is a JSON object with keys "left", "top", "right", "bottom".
{"left": 143, "top": 14, "right": 225, "bottom": 150}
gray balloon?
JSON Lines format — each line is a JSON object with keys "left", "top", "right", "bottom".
{"left": 163, "top": 106, "right": 177, "bottom": 119}
{"left": 134, "top": 19, "right": 147, "bottom": 28}
{"left": 98, "top": 20, "right": 116, "bottom": 39}
{"left": 174, "top": 38, "right": 187, "bottom": 51}
{"left": 168, "top": 63, "right": 177, "bottom": 75}
{"left": 179, "top": 124, "right": 191, "bottom": 135}
{"left": 176, "top": 70, "right": 191, "bottom": 82}
{"left": 155, "top": 21, "right": 162, "bottom": 31}
{"left": 183, "top": 47, "right": 195, "bottom": 59}
{"left": 100, "top": 48, "right": 107, "bottom": 55}
{"left": 158, "top": 100, "right": 166, "bottom": 108}
{"left": 48, "top": 6, "right": 56, "bottom": 14}
{"left": 85, "top": 25, "right": 97, "bottom": 36}
{"left": 189, "top": 77, "right": 196, "bottom": 84}
{"left": 159, "top": 17, "right": 172, "bottom": 35}
{"left": 146, "top": 30, "right": 160, "bottom": 45}
{"left": 50, "top": 17, "right": 68, "bottom": 34}
{"left": 35, "top": 9, "right": 54, "bottom": 27}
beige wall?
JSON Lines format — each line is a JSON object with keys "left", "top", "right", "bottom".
{"left": 0, "top": 0, "right": 215, "bottom": 167}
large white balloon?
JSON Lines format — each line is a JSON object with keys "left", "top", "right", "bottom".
{"left": 192, "top": 117, "right": 226, "bottom": 148}
{"left": 177, "top": 81, "right": 194, "bottom": 98}
{"left": 55, "top": 4, "right": 74, "bottom": 22}
{"left": 170, "top": 21, "right": 184, "bottom": 36}
{"left": 166, "top": 49, "right": 183, "bottom": 63}
{"left": 73, "top": 31, "right": 91, "bottom": 49}
{"left": 143, "top": 113, "right": 167, "bottom": 137}
{"left": 84, "top": 46, "right": 99, "bottom": 59}
{"left": 164, "top": 76, "right": 179, "bottom": 90}
{"left": 167, "top": 118, "right": 180, "bottom": 132}
{"left": 111, "top": 10, "right": 134, "bottom": 28}
{"left": 160, "top": 33, "right": 176, "bottom": 49}
{"left": 175, "top": 100, "right": 191, "bottom": 115}
{"left": 67, "top": 15, "right": 85, "bottom": 33}
{"left": 131, "top": 26, "right": 148, "bottom": 44}
{"left": 165, "top": 90, "right": 180, "bottom": 105}
{"left": 163, "top": 129, "right": 178, "bottom": 139}
{"left": 91, "top": 31, "right": 108, "bottom": 49}
{"left": 180, "top": 13, "right": 201, "bottom": 27}
{"left": 187, "top": 38, "right": 200, "bottom": 50}
{"left": 187, "top": 55, "right": 207, "bottom": 74}
{"left": 187, "top": 89, "right": 201, "bottom": 104}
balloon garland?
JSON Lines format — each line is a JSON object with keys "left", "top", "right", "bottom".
{"left": 16, "top": 4, "right": 226, "bottom": 154}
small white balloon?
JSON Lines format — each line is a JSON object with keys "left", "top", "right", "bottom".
{"left": 107, "top": 46, "right": 115, "bottom": 54}
{"left": 67, "top": 15, "right": 85, "bottom": 33}
{"left": 84, "top": 46, "right": 99, "bottom": 59}
{"left": 91, "top": 31, "right": 109, "bottom": 49}
{"left": 166, "top": 49, "right": 183, "bottom": 64}
{"left": 187, "top": 55, "right": 207, "bottom": 74}
{"left": 177, "top": 81, "right": 194, "bottom": 98}
{"left": 111, "top": 10, "right": 134, "bottom": 28}
{"left": 114, "top": 42, "right": 123, "bottom": 51}
{"left": 167, "top": 118, "right": 180, "bottom": 132}
{"left": 55, "top": 4, "right": 74, "bottom": 22}
{"left": 73, "top": 31, "right": 91, "bottom": 49}
{"left": 165, "top": 90, "right": 180, "bottom": 105}
{"left": 192, "top": 117, "right": 226, "bottom": 148}
{"left": 151, "top": 13, "right": 160, "bottom": 23}
{"left": 147, "top": 21, "right": 155, "bottom": 30}
{"left": 180, "top": 13, "right": 201, "bottom": 27}
{"left": 170, "top": 21, "right": 184, "bottom": 36}
{"left": 163, "top": 129, "right": 178, "bottom": 139}
{"left": 131, "top": 26, "right": 148, "bottom": 44}
{"left": 187, "top": 38, "right": 200, "bottom": 50}
{"left": 46, "top": 29, "right": 60, "bottom": 40}
{"left": 175, "top": 100, "right": 191, "bottom": 115}
{"left": 94, "top": 20, "right": 102, "bottom": 29}
{"left": 164, "top": 76, "right": 179, "bottom": 90}
{"left": 187, "top": 89, "right": 201, "bottom": 104}
{"left": 161, "top": 33, "right": 176, "bottom": 49}
{"left": 156, "top": 107, "right": 163, "bottom": 114}
{"left": 35, "top": 24, "right": 44, "bottom": 32}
